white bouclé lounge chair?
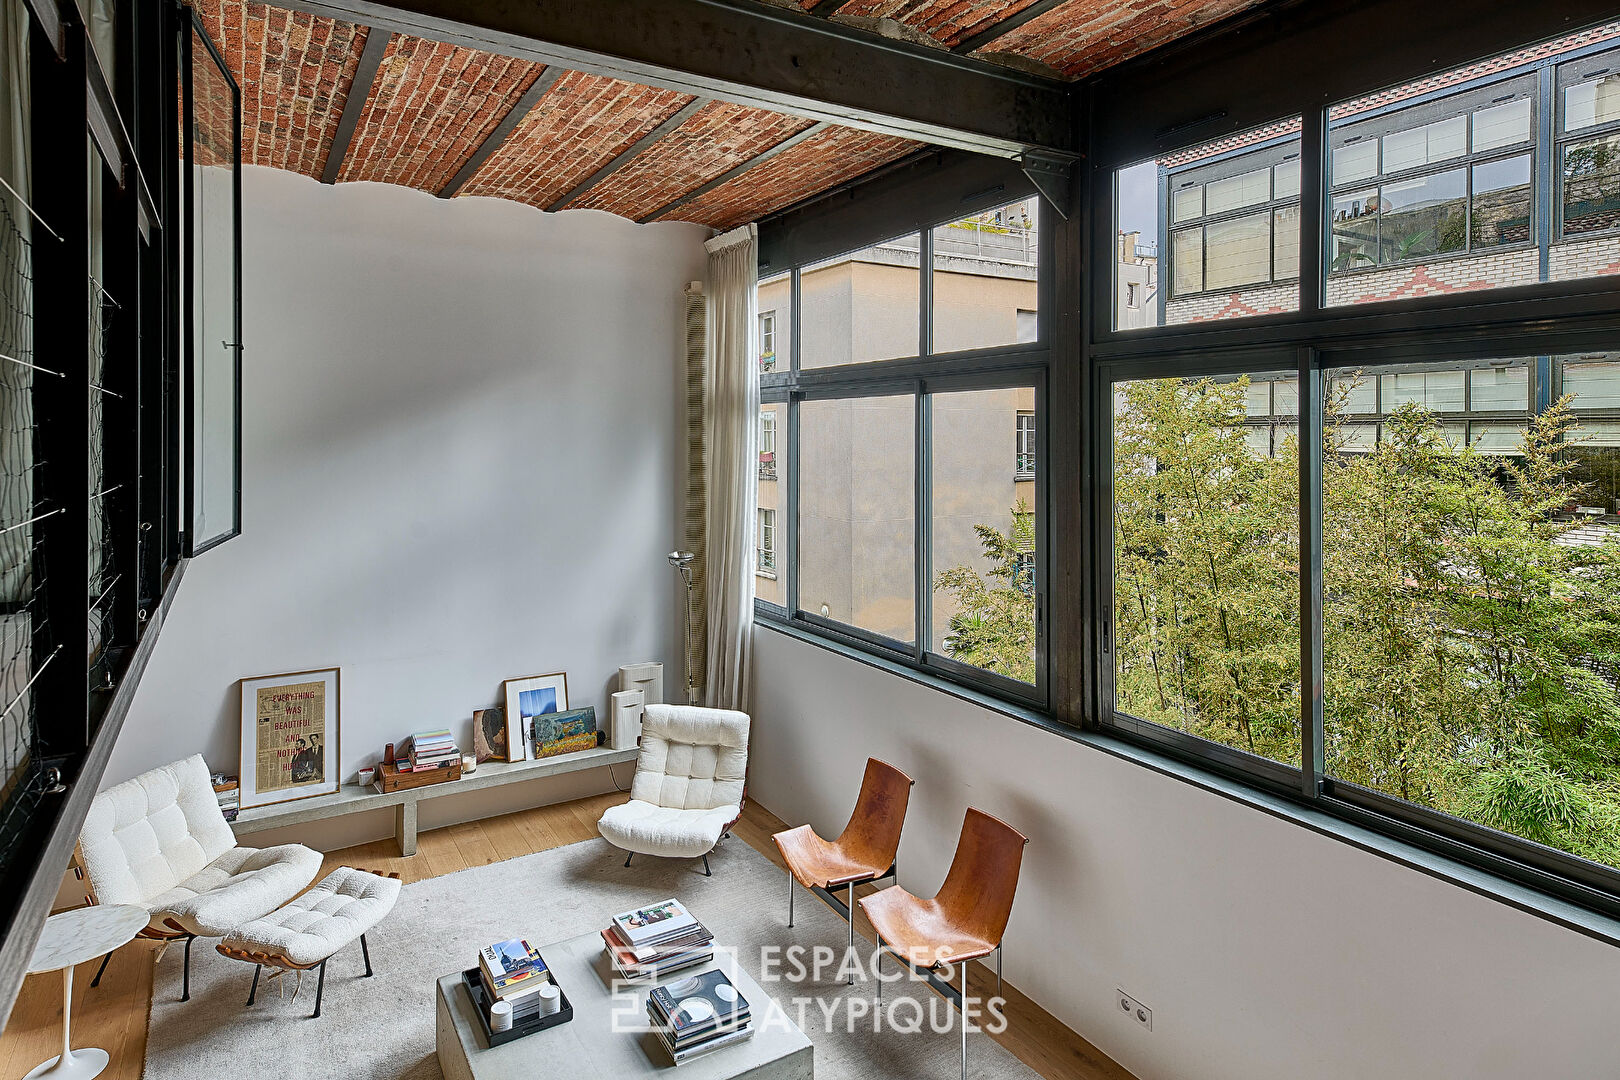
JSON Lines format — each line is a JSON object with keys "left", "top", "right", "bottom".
{"left": 597, "top": 704, "right": 749, "bottom": 876}
{"left": 74, "top": 754, "right": 321, "bottom": 1000}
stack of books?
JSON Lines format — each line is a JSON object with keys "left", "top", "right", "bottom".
{"left": 211, "top": 773, "right": 239, "bottom": 822}
{"left": 478, "top": 937, "right": 552, "bottom": 1021}
{"left": 647, "top": 969, "right": 754, "bottom": 1065}
{"left": 405, "top": 728, "right": 460, "bottom": 772}
{"left": 600, "top": 898, "right": 713, "bottom": 981}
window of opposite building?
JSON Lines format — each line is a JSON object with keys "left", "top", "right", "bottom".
{"left": 757, "top": 508, "right": 776, "bottom": 576}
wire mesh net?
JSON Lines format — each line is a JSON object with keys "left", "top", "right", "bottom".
{"left": 87, "top": 271, "right": 115, "bottom": 697}
{"left": 0, "top": 184, "right": 52, "bottom": 867}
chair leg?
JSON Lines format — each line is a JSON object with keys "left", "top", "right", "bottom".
{"left": 996, "top": 944, "right": 1002, "bottom": 999}
{"left": 960, "top": 957, "right": 969, "bottom": 1080}
{"left": 180, "top": 935, "right": 195, "bottom": 1002}
{"left": 847, "top": 881, "right": 856, "bottom": 985}
{"left": 786, "top": 870, "right": 795, "bottom": 928}
{"left": 311, "top": 959, "right": 327, "bottom": 1019}
{"left": 89, "top": 951, "right": 113, "bottom": 988}
{"left": 701, "top": 853, "right": 712, "bottom": 877}
{"left": 360, "top": 934, "right": 373, "bottom": 978}
{"left": 246, "top": 965, "right": 261, "bottom": 1007}
{"left": 624, "top": 851, "right": 634, "bottom": 868}
{"left": 874, "top": 933, "right": 882, "bottom": 1002}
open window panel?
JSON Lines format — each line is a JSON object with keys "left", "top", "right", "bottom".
{"left": 1106, "top": 363, "right": 1303, "bottom": 783}
{"left": 924, "top": 378, "right": 1044, "bottom": 702}
{"left": 181, "top": 12, "right": 241, "bottom": 556}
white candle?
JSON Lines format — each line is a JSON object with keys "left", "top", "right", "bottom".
{"left": 489, "top": 999, "right": 512, "bottom": 1031}
{"left": 462, "top": 754, "right": 477, "bottom": 774}
{"left": 536, "top": 982, "right": 561, "bottom": 1016}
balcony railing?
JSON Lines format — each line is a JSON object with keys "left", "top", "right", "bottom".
{"left": 759, "top": 450, "right": 777, "bottom": 481}
{"left": 1015, "top": 452, "right": 1036, "bottom": 478}
{"left": 756, "top": 548, "right": 776, "bottom": 573}
{"left": 758, "top": 352, "right": 777, "bottom": 373}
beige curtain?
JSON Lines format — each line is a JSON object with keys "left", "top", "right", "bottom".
{"left": 702, "top": 225, "right": 758, "bottom": 712}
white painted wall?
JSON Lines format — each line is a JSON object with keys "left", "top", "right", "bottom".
{"left": 749, "top": 626, "right": 1620, "bottom": 1080}
{"left": 104, "top": 167, "right": 708, "bottom": 846}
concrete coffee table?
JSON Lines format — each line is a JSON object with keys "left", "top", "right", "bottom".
{"left": 436, "top": 930, "right": 812, "bottom": 1080}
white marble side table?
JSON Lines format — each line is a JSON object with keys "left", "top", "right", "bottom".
{"left": 24, "top": 904, "right": 147, "bottom": 1080}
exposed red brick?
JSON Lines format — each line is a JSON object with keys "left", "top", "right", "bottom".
{"left": 337, "top": 36, "right": 544, "bottom": 192}
{"left": 569, "top": 102, "right": 815, "bottom": 220}
{"left": 659, "top": 126, "right": 920, "bottom": 229}
{"left": 458, "top": 72, "right": 695, "bottom": 208}
{"left": 976, "top": 0, "right": 1265, "bottom": 79}
{"left": 193, "top": 0, "right": 369, "bottom": 177}
{"left": 834, "top": 0, "right": 1045, "bottom": 48}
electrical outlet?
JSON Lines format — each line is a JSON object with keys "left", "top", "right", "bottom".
{"left": 1116, "top": 989, "right": 1152, "bottom": 1031}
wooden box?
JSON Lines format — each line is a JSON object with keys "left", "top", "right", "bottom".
{"left": 375, "top": 758, "right": 461, "bottom": 793}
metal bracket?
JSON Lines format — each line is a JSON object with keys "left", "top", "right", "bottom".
{"left": 1019, "top": 151, "right": 1075, "bottom": 219}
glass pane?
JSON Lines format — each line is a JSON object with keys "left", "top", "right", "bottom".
{"left": 1273, "top": 158, "right": 1301, "bottom": 199}
{"left": 1205, "top": 167, "right": 1270, "bottom": 215}
{"left": 1324, "top": 362, "right": 1620, "bottom": 873}
{"left": 1112, "top": 373, "right": 1301, "bottom": 766}
{"left": 756, "top": 271, "right": 789, "bottom": 374}
{"left": 928, "top": 386, "right": 1037, "bottom": 685}
{"left": 1382, "top": 369, "right": 1465, "bottom": 411}
{"left": 190, "top": 26, "right": 239, "bottom": 550}
{"left": 1564, "top": 72, "right": 1620, "bottom": 133}
{"left": 1471, "top": 155, "right": 1532, "bottom": 249}
{"left": 1172, "top": 182, "right": 1202, "bottom": 223}
{"left": 1380, "top": 168, "right": 1467, "bottom": 263}
{"left": 1273, "top": 205, "right": 1300, "bottom": 280}
{"left": 1204, "top": 212, "right": 1271, "bottom": 291}
{"left": 1473, "top": 97, "right": 1532, "bottom": 152}
{"left": 1244, "top": 380, "right": 1271, "bottom": 416}
{"left": 930, "top": 198, "right": 1039, "bottom": 354}
{"left": 1273, "top": 377, "right": 1300, "bottom": 416}
{"left": 1381, "top": 114, "right": 1467, "bottom": 174}
{"left": 800, "top": 234, "right": 919, "bottom": 369}
{"left": 1332, "top": 140, "right": 1378, "bottom": 186}
{"left": 756, "top": 402, "right": 787, "bottom": 608}
{"left": 1331, "top": 373, "right": 1378, "bottom": 414}
{"left": 1561, "top": 133, "right": 1620, "bottom": 237}
{"left": 1113, "top": 119, "right": 1299, "bottom": 331}
{"left": 1329, "top": 190, "right": 1379, "bottom": 272}
{"left": 1170, "top": 227, "right": 1203, "bottom": 296}
{"left": 1563, "top": 356, "right": 1620, "bottom": 409}
{"left": 1469, "top": 363, "right": 1530, "bottom": 411}
{"left": 798, "top": 395, "right": 915, "bottom": 642}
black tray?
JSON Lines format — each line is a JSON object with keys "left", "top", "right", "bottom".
{"left": 461, "top": 966, "right": 574, "bottom": 1047}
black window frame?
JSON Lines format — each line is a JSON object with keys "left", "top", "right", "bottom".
{"left": 755, "top": 189, "right": 1052, "bottom": 710}
{"left": 1087, "top": 11, "right": 1620, "bottom": 929}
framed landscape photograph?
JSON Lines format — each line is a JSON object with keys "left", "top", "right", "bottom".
{"left": 502, "top": 672, "right": 568, "bottom": 762}
{"left": 238, "top": 667, "right": 341, "bottom": 810}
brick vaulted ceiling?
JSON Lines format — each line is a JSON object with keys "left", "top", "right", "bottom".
{"left": 194, "top": 0, "right": 1264, "bottom": 228}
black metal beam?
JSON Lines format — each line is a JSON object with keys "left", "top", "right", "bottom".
{"left": 320, "top": 26, "right": 389, "bottom": 185}
{"left": 437, "top": 65, "right": 565, "bottom": 198}
{"left": 637, "top": 120, "right": 829, "bottom": 223}
{"left": 278, "top": 0, "right": 1077, "bottom": 158}
{"left": 807, "top": 0, "right": 845, "bottom": 14}
{"left": 951, "top": 0, "right": 1066, "bottom": 55}
{"left": 547, "top": 96, "right": 707, "bottom": 212}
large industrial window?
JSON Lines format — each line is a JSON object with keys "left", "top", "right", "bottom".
{"left": 1092, "top": 17, "right": 1620, "bottom": 923}
{"left": 756, "top": 193, "right": 1047, "bottom": 705}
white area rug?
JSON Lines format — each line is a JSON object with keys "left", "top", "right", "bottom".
{"left": 142, "top": 836, "right": 1040, "bottom": 1080}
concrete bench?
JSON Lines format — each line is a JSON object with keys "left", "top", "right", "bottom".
{"left": 230, "top": 746, "right": 639, "bottom": 856}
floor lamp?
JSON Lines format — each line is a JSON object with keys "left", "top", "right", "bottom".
{"left": 668, "top": 550, "right": 698, "bottom": 705}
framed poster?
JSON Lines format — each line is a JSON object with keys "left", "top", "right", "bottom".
{"left": 238, "top": 667, "right": 341, "bottom": 809}
{"left": 502, "top": 672, "right": 568, "bottom": 762}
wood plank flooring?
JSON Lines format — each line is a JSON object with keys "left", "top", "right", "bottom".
{"left": 0, "top": 791, "right": 1133, "bottom": 1080}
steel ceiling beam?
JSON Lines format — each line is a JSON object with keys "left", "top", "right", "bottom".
{"left": 438, "top": 65, "right": 567, "bottom": 198}
{"left": 320, "top": 26, "right": 390, "bottom": 184}
{"left": 547, "top": 97, "right": 708, "bottom": 212}
{"left": 276, "top": 0, "right": 1077, "bottom": 159}
{"left": 638, "top": 120, "right": 832, "bottom": 223}
{"left": 807, "top": 0, "right": 846, "bottom": 14}
{"left": 951, "top": 0, "right": 1068, "bottom": 55}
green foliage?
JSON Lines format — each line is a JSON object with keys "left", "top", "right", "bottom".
{"left": 934, "top": 501, "right": 1036, "bottom": 685}
{"left": 1101, "top": 374, "right": 1620, "bottom": 870}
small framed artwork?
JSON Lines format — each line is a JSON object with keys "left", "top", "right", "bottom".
{"left": 238, "top": 667, "right": 341, "bottom": 810}
{"left": 502, "top": 672, "right": 569, "bottom": 762}
{"left": 472, "top": 706, "right": 508, "bottom": 763}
